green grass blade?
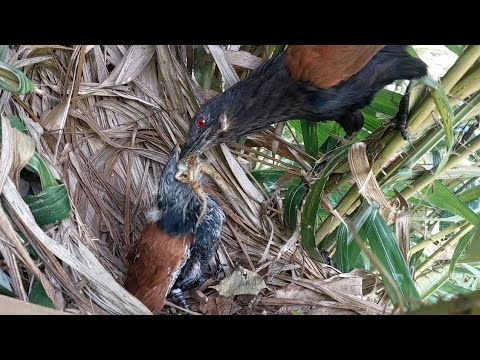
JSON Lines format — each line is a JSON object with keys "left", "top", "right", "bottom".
{"left": 0, "top": 269, "right": 15, "bottom": 298}
{"left": 7, "top": 116, "right": 27, "bottom": 132}
{"left": 25, "top": 153, "right": 59, "bottom": 189}
{"left": 301, "top": 144, "right": 350, "bottom": 260}
{"left": 287, "top": 120, "right": 304, "bottom": 144}
{"left": 284, "top": 179, "right": 308, "bottom": 231}
{"left": 445, "top": 45, "right": 465, "bottom": 56}
{"left": 335, "top": 202, "right": 377, "bottom": 272}
{"left": 366, "top": 211, "right": 422, "bottom": 308}
{"left": 422, "top": 180, "right": 480, "bottom": 226}
{"left": 427, "top": 279, "right": 472, "bottom": 304}
{"left": 300, "top": 120, "right": 319, "bottom": 164}
{"left": 0, "top": 60, "right": 37, "bottom": 95}
{"left": 464, "top": 226, "right": 480, "bottom": 260}
{"left": 367, "top": 89, "right": 403, "bottom": 117}
{"left": 250, "top": 169, "right": 284, "bottom": 191}
{"left": 29, "top": 278, "right": 55, "bottom": 309}
{"left": 23, "top": 184, "right": 72, "bottom": 226}
{"left": 459, "top": 262, "right": 480, "bottom": 278}
{"left": 422, "top": 77, "right": 455, "bottom": 174}
{"left": 0, "top": 284, "right": 16, "bottom": 298}
{"left": 0, "top": 45, "right": 7, "bottom": 62}
{"left": 416, "top": 267, "right": 449, "bottom": 301}
{"left": 449, "top": 229, "right": 476, "bottom": 276}
{"left": 458, "top": 184, "right": 480, "bottom": 203}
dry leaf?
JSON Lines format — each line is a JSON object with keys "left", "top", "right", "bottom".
{"left": 199, "top": 295, "right": 241, "bottom": 315}
{"left": 223, "top": 49, "right": 263, "bottom": 70}
{"left": 101, "top": 45, "right": 155, "bottom": 86}
{"left": 211, "top": 266, "right": 267, "bottom": 297}
{"left": 348, "top": 142, "right": 397, "bottom": 223}
{"left": 220, "top": 143, "right": 265, "bottom": 203}
{"left": 269, "top": 282, "right": 361, "bottom": 315}
{"left": 0, "top": 115, "right": 35, "bottom": 188}
{"left": 207, "top": 45, "right": 239, "bottom": 89}
{"left": 41, "top": 101, "right": 69, "bottom": 132}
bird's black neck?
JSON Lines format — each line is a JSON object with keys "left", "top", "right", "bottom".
{"left": 156, "top": 182, "right": 202, "bottom": 236}
{"left": 207, "top": 46, "right": 427, "bottom": 143}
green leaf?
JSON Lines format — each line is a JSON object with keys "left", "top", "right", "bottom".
{"left": 422, "top": 77, "right": 455, "bottom": 174}
{"left": 335, "top": 202, "right": 377, "bottom": 272}
{"left": 284, "top": 179, "right": 308, "bottom": 231}
{"left": 287, "top": 120, "right": 304, "bottom": 144}
{"left": 25, "top": 243, "right": 39, "bottom": 260}
{"left": 406, "top": 45, "right": 420, "bottom": 58}
{"left": 0, "top": 283, "right": 16, "bottom": 298}
{"left": 458, "top": 184, "right": 480, "bottom": 204}
{"left": 25, "top": 153, "right": 59, "bottom": 189}
{"left": 356, "top": 89, "right": 403, "bottom": 138}
{"left": 0, "top": 60, "right": 37, "bottom": 95}
{"left": 464, "top": 226, "right": 480, "bottom": 261}
{"left": 416, "top": 268, "right": 449, "bottom": 301}
{"left": 301, "top": 120, "right": 319, "bottom": 164}
{"left": 445, "top": 45, "right": 465, "bottom": 56}
{"left": 301, "top": 144, "right": 350, "bottom": 261}
{"left": 449, "top": 229, "right": 476, "bottom": 276}
{"left": 23, "top": 184, "right": 72, "bottom": 226}
{"left": 366, "top": 211, "right": 422, "bottom": 308}
{"left": 459, "top": 263, "right": 480, "bottom": 279}
{"left": 428, "top": 279, "right": 472, "bottom": 304}
{"left": 8, "top": 115, "right": 28, "bottom": 132}
{"left": 0, "top": 269, "right": 16, "bottom": 298}
{"left": 367, "top": 89, "right": 403, "bottom": 117}
{"left": 29, "top": 278, "right": 55, "bottom": 309}
{"left": 0, "top": 45, "right": 7, "bottom": 62}
{"left": 317, "top": 122, "right": 345, "bottom": 152}
{"left": 250, "top": 169, "right": 284, "bottom": 191}
{"left": 422, "top": 180, "right": 480, "bottom": 226}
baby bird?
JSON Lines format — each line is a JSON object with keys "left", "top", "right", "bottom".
{"left": 124, "top": 145, "right": 225, "bottom": 314}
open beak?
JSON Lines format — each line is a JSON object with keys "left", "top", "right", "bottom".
{"left": 162, "top": 144, "right": 181, "bottom": 173}
{"left": 179, "top": 138, "right": 202, "bottom": 160}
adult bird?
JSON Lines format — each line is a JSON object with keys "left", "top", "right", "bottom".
{"left": 179, "top": 45, "right": 428, "bottom": 160}
{"left": 124, "top": 145, "right": 225, "bottom": 314}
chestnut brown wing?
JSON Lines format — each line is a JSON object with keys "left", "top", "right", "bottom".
{"left": 286, "top": 45, "right": 385, "bottom": 89}
{"left": 124, "top": 223, "right": 193, "bottom": 315}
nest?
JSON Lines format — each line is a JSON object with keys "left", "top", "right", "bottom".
{"left": 0, "top": 45, "right": 389, "bottom": 315}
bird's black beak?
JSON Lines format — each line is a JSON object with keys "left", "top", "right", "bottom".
{"left": 179, "top": 136, "right": 205, "bottom": 160}
{"left": 163, "top": 145, "right": 181, "bottom": 172}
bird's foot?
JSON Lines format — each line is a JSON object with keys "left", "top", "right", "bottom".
{"left": 336, "top": 110, "right": 365, "bottom": 137}
{"left": 392, "top": 79, "right": 419, "bottom": 141}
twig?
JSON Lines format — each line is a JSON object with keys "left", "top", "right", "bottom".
{"left": 164, "top": 300, "right": 201, "bottom": 315}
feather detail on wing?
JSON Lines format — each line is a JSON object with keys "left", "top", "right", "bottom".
{"left": 286, "top": 45, "right": 385, "bottom": 89}
{"left": 124, "top": 223, "right": 193, "bottom": 315}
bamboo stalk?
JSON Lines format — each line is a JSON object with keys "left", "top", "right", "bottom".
{"left": 315, "top": 46, "right": 480, "bottom": 244}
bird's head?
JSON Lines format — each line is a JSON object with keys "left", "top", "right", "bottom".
{"left": 158, "top": 144, "right": 181, "bottom": 193}
{"left": 180, "top": 95, "right": 239, "bottom": 159}
{"left": 155, "top": 144, "right": 206, "bottom": 235}
{"left": 180, "top": 50, "right": 290, "bottom": 160}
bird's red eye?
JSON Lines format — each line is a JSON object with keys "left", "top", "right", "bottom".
{"left": 196, "top": 118, "right": 207, "bottom": 129}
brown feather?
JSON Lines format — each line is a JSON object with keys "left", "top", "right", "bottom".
{"left": 286, "top": 45, "right": 385, "bottom": 89}
{"left": 124, "top": 223, "right": 193, "bottom": 315}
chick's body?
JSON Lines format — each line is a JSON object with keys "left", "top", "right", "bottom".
{"left": 124, "top": 146, "right": 225, "bottom": 314}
